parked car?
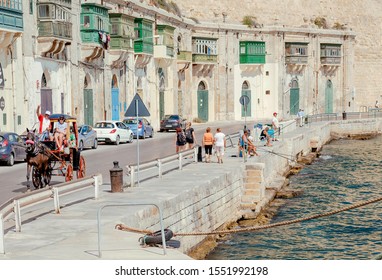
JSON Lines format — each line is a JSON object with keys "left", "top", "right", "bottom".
{"left": 93, "top": 121, "right": 133, "bottom": 145}
{"left": 159, "top": 114, "right": 187, "bottom": 132}
{"left": 78, "top": 125, "right": 98, "bottom": 150}
{"left": 123, "top": 117, "right": 154, "bottom": 139}
{"left": 0, "top": 132, "right": 27, "bottom": 166}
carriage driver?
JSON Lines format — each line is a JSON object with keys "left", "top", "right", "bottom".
{"left": 54, "top": 115, "right": 67, "bottom": 151}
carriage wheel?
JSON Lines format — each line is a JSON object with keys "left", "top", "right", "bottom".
{"left": 76, "top": 155, "right": 86, "bottom": 179}
{"left": 32, "top": 166, "right": 42, "bottom": 189}
{"left": 65, "top": 164, "right": 73, "bottom": 182}
{"left": 44, "top": 168, "right": 52, "bottom": 186}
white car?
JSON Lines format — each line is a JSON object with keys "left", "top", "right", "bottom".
{"left": 93, "top": 121, "right": 133, "bottom": 145}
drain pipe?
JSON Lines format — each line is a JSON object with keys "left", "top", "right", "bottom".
{"left": 8, "top": 45, "right": 17, "bottom": 132}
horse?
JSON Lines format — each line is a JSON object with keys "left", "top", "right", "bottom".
{"left": 25, "top": 128, "right": 52, "bottom": 190}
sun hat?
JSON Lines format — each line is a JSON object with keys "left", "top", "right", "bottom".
{"left": 45, "top": 110, "right": 51, "bottom": 115}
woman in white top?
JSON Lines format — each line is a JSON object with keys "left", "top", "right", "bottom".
{"left": 54, "top": 115, "right": 68, "bottom": 151}
{"left": 214, "top": 128, "right": 226, "bottom": 164}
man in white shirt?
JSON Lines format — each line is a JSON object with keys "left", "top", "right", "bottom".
{"left": 214, "top": 128, "right": 226, "bottom": 164}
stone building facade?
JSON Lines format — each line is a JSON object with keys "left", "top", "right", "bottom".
{"left": 0, "top": 0, "right": 359, "bottom": 134}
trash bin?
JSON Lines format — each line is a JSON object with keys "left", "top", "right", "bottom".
{"left": 342, "top": 111, "right": 347, "bottom": 120}
{"left": 110, "top": 161, "right": 123, "bottom": 192}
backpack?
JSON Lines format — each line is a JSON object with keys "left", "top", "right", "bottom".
{"left": 185, "top": 128, "right": 193, "bottom": 141}
{"left": 177, "top": 131, "right": 186, "bottom": 144}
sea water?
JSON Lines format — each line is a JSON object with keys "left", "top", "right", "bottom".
{"left": 206, "top": 135, "right": 382, "bottom": 260}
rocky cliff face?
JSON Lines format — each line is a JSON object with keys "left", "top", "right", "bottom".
{"left": 144, "top": 0, "right": 382, "bottom": 108}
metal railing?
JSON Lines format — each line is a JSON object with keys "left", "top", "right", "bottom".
{"left": 305, "top": 110, "right": 382, "bottom": 124}
{"left": 0, "top": 175, "right": 101, "bottom": 254}
{"left": 127, "top": 147, "right": 198, "bottom": 187}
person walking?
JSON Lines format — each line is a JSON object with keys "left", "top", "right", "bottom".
{"left": 175, "top": 127, "right": 186, "bottom": 153}
{"left": 184, "top": 122, "right": 196, "bottom": 149}
{"left": 272, "top": 112, "right": 280, "bottom": 139}
{"left": 214, "top": 128, "right": 226, "bottom": 164}
{"left": 202, "top": 127, "right": 214, "bottom": 163}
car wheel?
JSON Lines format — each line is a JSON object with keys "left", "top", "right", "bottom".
{"left": 150, "top": 130, "right": 154, "bottom": 138}
{"left": 7, "top": 153, "right": 14, "bottom": 166}
{"left": 115, "top": 135, "right": 120, "bottom": 145}
{"left": 79, "top": 140, "right": 84, "bottom": 151}
{"left": 140, "top": 131, "right": 146, "bottom": 139}
{"left": 159, "top": 129, "right": 164, "bottom": 132}
{"left": 92, "top": 139, "right": 98, "bottom": 149}
{"left": 129, "top": 133, "right": 133, "bottom": 143}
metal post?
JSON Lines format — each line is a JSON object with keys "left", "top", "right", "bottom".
{"left": 0, "top": 213, "right": 4, "bottom": 254}
{"left": 130, "top": 166, "right": 135, "bottom": 187}
{"left": 136, "top": 99, "right": 140, "bottom": 187}
{"left": 14, "top": 200, "right": 21, "bottom": 232}
{"left": 94, "top": 175, "right": 99, "bottom": 199}
{"left": 53, "top": 187, "right": 60, "bottom": 214}
{"left": 178, "top": 152, "right": 182, "bottom": 170}
{"left": 194, "top": 147, "right": 197, "bottom": 163}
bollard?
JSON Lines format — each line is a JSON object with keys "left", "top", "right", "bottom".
{"left": 342, "top": 111, "right": 347, "bottom": 120}
{"left": 110, "top": 161, "right": 123, "bottom": 193}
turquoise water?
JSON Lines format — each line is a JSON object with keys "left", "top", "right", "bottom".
{"left": 206, "top": 135, "right": 382, "bottom": 260}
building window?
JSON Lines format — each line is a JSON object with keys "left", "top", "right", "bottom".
{"left": 83, "top": 16, "right": 90, "bottom": 28}
{"left": 193, "top": 39, "right": 217, "bottom": 55}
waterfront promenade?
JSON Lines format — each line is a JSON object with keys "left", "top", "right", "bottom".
{"left": 0, "top": 118, "right": 381, "bottom": 260}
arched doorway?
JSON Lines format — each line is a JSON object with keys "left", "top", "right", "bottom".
{"left": 83, "top": 75, "right": 94, "bottom": 125}
{"left": 40, "top": 73, "right": 52, "bottom": 114}
{"left": 325, "top": 80, "right": 333, "bottom": 113}
{"left": 111, "top": 75, "right": 119, "bottom": 120}
{"left": 197, "top": 81, "right": 208, "bottom": 122}
{"left": 241, "top": 81, "right": 251, "bottom": 117}
{"left": 289, "top": 79, "right": 299, "bottom": 115}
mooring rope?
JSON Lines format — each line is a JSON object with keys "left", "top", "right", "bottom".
{"left": 115, "top": 195, "right": 382, "bottom": 236}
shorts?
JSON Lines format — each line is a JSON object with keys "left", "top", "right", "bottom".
{"left": 215, "top": 146, "right": 224, "bottom": 156}
{"left": 204, "top": 145, "right": 213, "bottom": 155}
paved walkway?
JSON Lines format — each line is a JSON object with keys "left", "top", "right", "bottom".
{"left": 1, "top": 121, "right": 313, "bottom": 260}
{"left": 0, "top": 133, "right": 269, "bottom": 260}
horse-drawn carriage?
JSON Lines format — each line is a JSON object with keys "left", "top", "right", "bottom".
{"left": 25, "top": 114, "right": 86, "bottom": 189}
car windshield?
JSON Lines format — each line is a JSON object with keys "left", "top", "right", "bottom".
{"left": 124, "top": 119, "right": 138, "bottom": 124}
{"left": 167, "top": 115, "right": 179, "bottom": 120}
{"left": 95, "top": 122, "right": 114, "bottom": 128}
{"left": 0, "top": 136, "right": 4, "bottom": 142}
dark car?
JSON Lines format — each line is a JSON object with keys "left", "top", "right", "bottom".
{"left": 123, "top": 117, "right": 154, "bottom": 139}
{"left": 78, "top": 125, "right": 98, "bottom": 150}
{"left": 159, "top": 115, "right": 187, "bottom": 132}
{"left": 0, "top": 132, "right": 26, "bottom": 166}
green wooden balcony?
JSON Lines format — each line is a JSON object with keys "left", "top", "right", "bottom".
{"left": 240, "top": 54, "right": 265, "bottom": 64}
{"left": 0, "top": 0, "right": 23, "bottom": 31}
{"left": 177, "top": 51, "right": 192, "bottom": 61}
{"left": 239, "top": 41, "right": 266, "bottom": 64}
{"left": 192, "top": 54, "right": 217, "bottom": 63}
{"left": 38, "top": 21, "right": 72, "bottom": 39}
{"left": 110, "top": 37, "right": 133, "bottom": 50}
{"left": 134, "top": 18, "right": 153, "bottom": 55}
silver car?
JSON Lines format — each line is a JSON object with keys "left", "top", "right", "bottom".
{"left": 78, "top": 125, "right": 98, "bottom": 150}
